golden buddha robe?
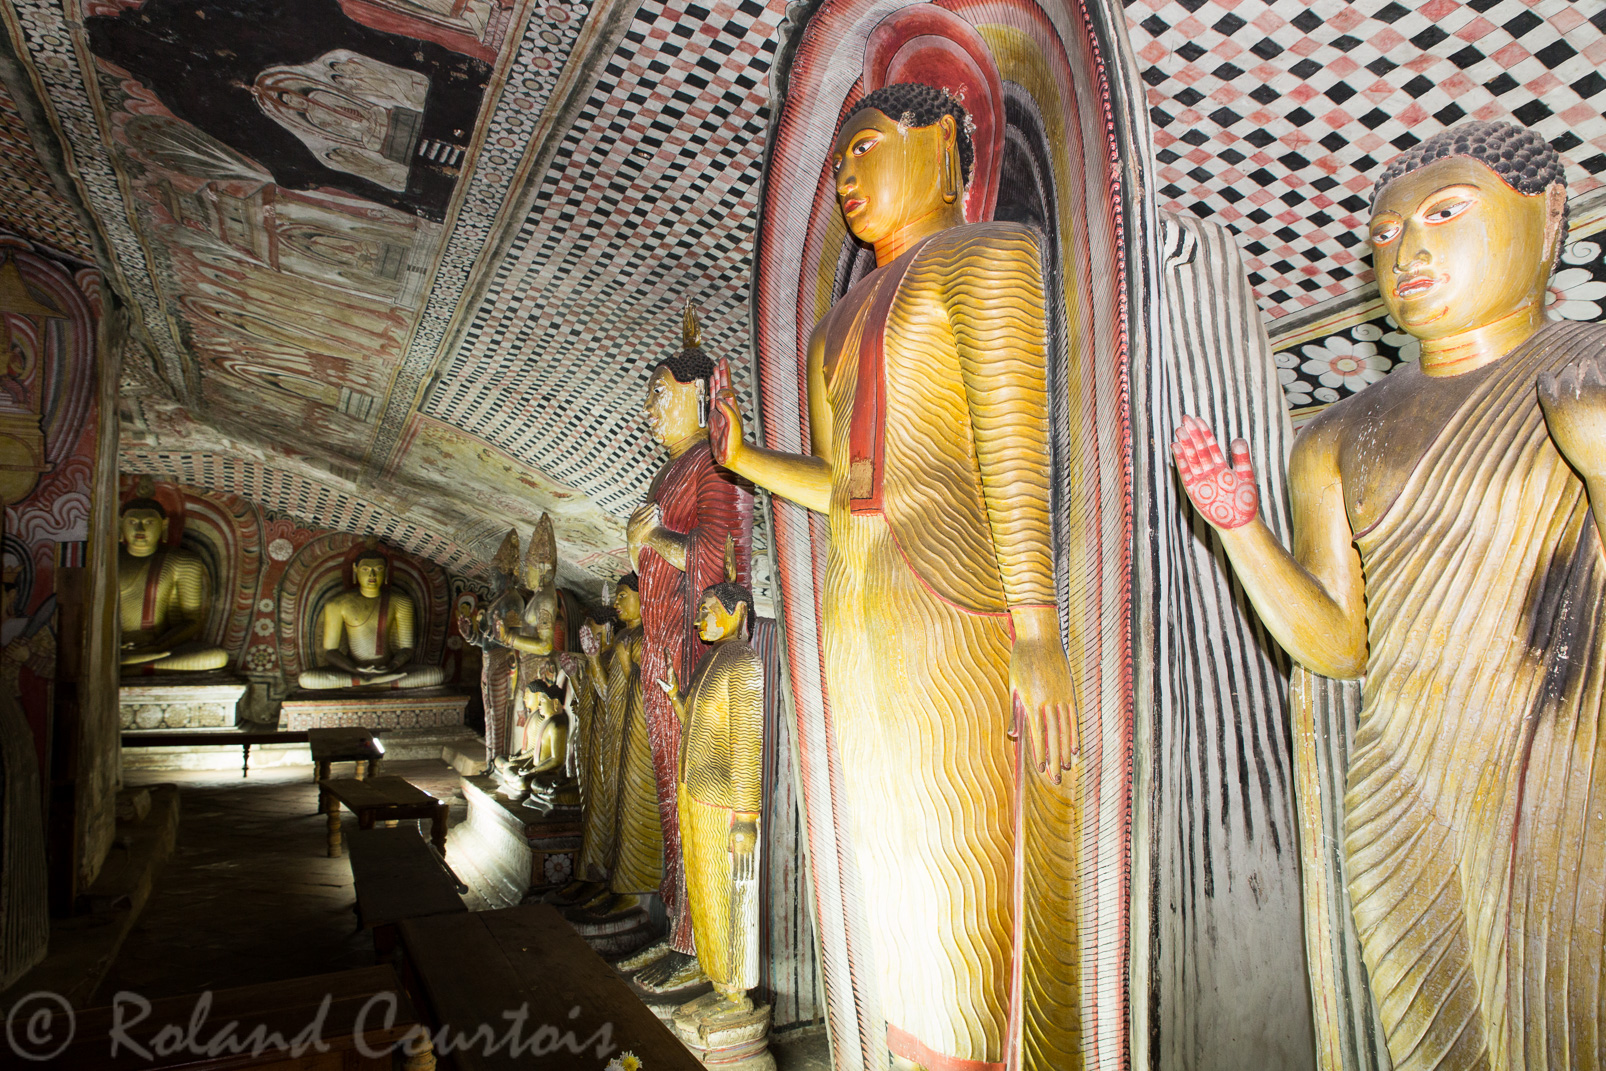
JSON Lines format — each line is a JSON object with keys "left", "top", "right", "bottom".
{"left": 118, "top": 548, "right": 229, "bottom": 672}
{"left": 609, "top": 624, "right": 664, "bottom": 895}
{"left": 1338, "top": 320, "right": 1606, "bottom": 1071}
{"left": 576, "top": 648, "right": 616, "bottom": 880}
{"left": 818, "top": 221, "right": 1078, "bottom": 1068}
{"left": 298, "top": 589, "right": 445, "bottom": 690}
{"left": 677, "top": 639, "right": 763, "bottom": 991}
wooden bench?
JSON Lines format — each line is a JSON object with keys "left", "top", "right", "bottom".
{"left": 309, "top": 727, "right": 383, "bottom": 817}
{"left": 120, "top": 729, "right": 309, "bottom": 778}
{"left": 347, "top": 827, "right": 467, "bottom": 955}
{"left": 57, "top": 964, "right": 434, "bottom": 1070}
{"left": 322, "top": 775, "right": 449, "bottom": 858}
{"left": 398, "top": 904, "right": 705, "bottom": 1071}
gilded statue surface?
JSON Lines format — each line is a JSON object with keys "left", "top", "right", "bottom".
{"left": 715, "top": 83, "right": 1079, "bottom": 1069}
{"left": 657, "top": 580, "right": 763, "bottom": 1030}
{"left": 625, "top": 306, "right": 752, "bottom": 991}
{"left": 1173, "top": 122, "right": 1606, "bottom": 1070}
{"left": 297, "top": 549, "right": 444, "bottom": 690}
{"left": 117, "top": 497, "right": 228, "bottom": 673}
{"left": 602, "top": 574, "right": 664, "bottom": 903}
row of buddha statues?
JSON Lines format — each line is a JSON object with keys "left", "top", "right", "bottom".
{"left": 116, "top": 84, "right": 1603, "bottom": 1068}
{"left": 116, "top": 498, "right": 443, "bottom": 690}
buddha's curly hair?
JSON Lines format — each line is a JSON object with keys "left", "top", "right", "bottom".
{"left": 1372, "top": 122, "right": 1569, "bottom": 262}
{"left": 846, "top": 82, "right": 974, "bottom": 186}
{"left": 584, "top": 605, "right": 623, "bottom": 631}
{"left": 523, "top": 679, "right": 566, "bottom": 702}
{"left": 653, "top": 345, "right": 714, "bottom": 384}
{"left": 701, "top": 580, "right": 753, "bottom": 625}
{"left": 615, "top": 571, "right": 639, "bottom": 592}
{"left": 120, "top": 497, "right": 167, "bottom": 517}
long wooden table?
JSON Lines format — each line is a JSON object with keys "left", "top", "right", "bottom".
{"left": 310, "top": 727, "right": 383, "bottom": 818}
{"left": 398, "top": 905, "right": 703, "bottom": 1070}
{"left": 120, "top": 729, "right": 309, "bottom": 778}
{"left": 347, "top": 827, "right": 467, "bottom": 955}
{"left": 322, "top": 775, "right": 449, "bottom": 858}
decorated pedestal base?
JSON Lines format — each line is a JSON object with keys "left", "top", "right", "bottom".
{"left": 280, "top": 687, "right": 469, "bottom": 731}
{"left": 671, "top": 1001, "right": 775, "bottom": 1070}
{"left": 567, "top": 898, "right": 660, "bottom": 957}
{"left": 444, "top": 775, "right": 581, "bottom": 907}
{"left": 119, "top": 678, "right": 246, "bottom": 730}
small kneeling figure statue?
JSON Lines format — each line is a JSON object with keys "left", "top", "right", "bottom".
{"left": 118, "top": 498, "right": 229, "bottom": 673}
{"left": 297, "top": 550, "right": 445, "bottom": 690}
{"left": 657, "top": 577, "right": 762, "bottom": 1037}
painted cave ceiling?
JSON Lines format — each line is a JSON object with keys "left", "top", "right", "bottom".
{"left": 0, "top": 0, "right": 1600, "bottom": 582}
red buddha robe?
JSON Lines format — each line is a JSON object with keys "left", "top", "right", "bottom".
{"left": 638, "top": 440, "right": 751, "bottom": 954}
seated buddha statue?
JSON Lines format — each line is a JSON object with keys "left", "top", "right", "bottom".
{"left": 502, "top": 679, "right": 579, "bottom": 813}
{"left": 1172, "top": 121, "right": 1606, "bottom": 1069}
{"left": 296, "top": 549, "right": 445, "bottom": 690}
{"left": 118, "top": 497, "right": 229, "bottom": 673}
{"left": 656, "top": 577, "right": 763, "bottom": 1039}
{"left": 712, "top": 83, "right": 1079, "bottom": 1066}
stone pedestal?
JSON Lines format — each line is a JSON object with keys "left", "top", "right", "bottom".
{"left": 672, "top": 1001, "right": 776, "bottom": 1070}
{"left": 280, "top": 687, "right": 469, "bottom": 731}
{"left": 568, "top": 899, "right": 659, "bottom": 956}
{"left": 119, "top": 679, "right": 246, "bottom": 730}
{"left": 444, "top": 775, "right": 580, "bottom": 907}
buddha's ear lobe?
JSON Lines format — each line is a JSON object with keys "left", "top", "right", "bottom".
{"left": 1543, "top": 181, "right": 1568, "bottom": 274}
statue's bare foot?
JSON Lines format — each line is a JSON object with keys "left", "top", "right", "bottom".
{"left": 616, "top": 937, "right": 672, "bottom": 973}
{"left": 635, "top": 950, "right": 706, "bottom": 992}
{"left": 571, "top": 891, "right": 637, "bottom": 919}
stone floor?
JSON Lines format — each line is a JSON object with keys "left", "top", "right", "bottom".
{"left": 116, "top": 758, "right": 833, "bottom": 1068}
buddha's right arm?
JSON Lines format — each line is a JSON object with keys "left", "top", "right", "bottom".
{"left": 714, "top": 329, "right": 832, "bottom": 514}
{"left": 1216, "top": 438, "right": 1367, "bottom": 679}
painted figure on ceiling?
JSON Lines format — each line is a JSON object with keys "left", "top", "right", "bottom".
{"left": 714, "top": 83, "right": 1080, "bottom": 1069}
{"left": 1173, "top": 121, "right": 1606, "bottom": 1071}
{"left": 625, "top": 304, "right": 752, "bottom": 992}
{"left": 118, "top": 497, "right": 230, "bottom": 674}
{"left": 297, "top": 546, "right": 445, "bottom": 689}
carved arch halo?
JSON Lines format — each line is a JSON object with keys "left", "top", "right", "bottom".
{"left": 750, "top": 0, "right": 1145, "bottom": 1066}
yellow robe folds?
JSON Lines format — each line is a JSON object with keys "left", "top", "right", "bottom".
{"left": 818, "top": 221, "right": 1079, "bottom": 1068}
{"left": 609, "top": 625, "right": 664, "bottom": 895}
{"left": 1343, "top": 320, "right": 1606, "bottom": 1070}
{"left": 677, "top": 639, "right": 763, "bottom": 991}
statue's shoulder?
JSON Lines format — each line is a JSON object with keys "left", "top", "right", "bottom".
{"left": 923, "top": 220, "right": 1043, "bottom": 263}
{"left": 387, "top": 586, "right": 416, "bottom": 610}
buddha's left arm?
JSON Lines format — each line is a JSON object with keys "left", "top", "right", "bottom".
{"left": 151, "top": 559, "right": 208, "bottom": 648}
{"left": 726, "top": 646, "right": 764, "bottom": 818}
{"left": 389, "top": 594, "right": 418, "bottom": 669}
{"left": 949, "top": 226, "right": 1079, "bottom": 777}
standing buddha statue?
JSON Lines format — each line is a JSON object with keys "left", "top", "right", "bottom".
{"left": 479, "top": 529, "right": 524, "bottom": 763}
{"left": 1172, "top": 121, "right": 1606, "bottom": 1070}
{"left": 118, "top": 497, "right": 229, "bottom": 674}
{"left": 626, "top": 304, "right": 752, "bottom": 991}
{"left": 713, "top": 83, "right": 1080, "bottom": 1069}
{"left": 656, "top": 568, "right": 763, "bottom": 1041}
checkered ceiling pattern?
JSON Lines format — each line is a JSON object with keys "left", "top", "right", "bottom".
{"left": 421, "top": 0, "right": 780, "bottom": 517}
{"left": 122, "top": 448, "right": 486, "bottom": 575}
{"left": 1126, "top": 0, "right": 1606, "bottom": 316}
{"left": 8, "top": 0, "right": 1606, "bottom": 576}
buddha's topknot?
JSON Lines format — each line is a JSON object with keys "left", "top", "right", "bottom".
{"left": 846, "top": 82, "right": 974, "bottom": 186}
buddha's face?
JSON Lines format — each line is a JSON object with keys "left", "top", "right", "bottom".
{"left": 353, "top": 556, "right": 387, "bottom": 597}
{"left": 612, "top": 584, "right": 641, "bottom": 626}
{"left": 644, "top": 366, "right": 701, "bottom": 447}
{"left": 120, "top": 509, "right": 167, "bottom": 558}
{"left": 832, "top": 109, "right": 954, "bottom": 245}
{"left": 524, "top": 691, "right": 560, "bottom": 722}
{"left": 695, "top": 593, "right": 743, "bottom": 643}
{"left": 1370, "top": 156, "right": 1559, "bottom": 340}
